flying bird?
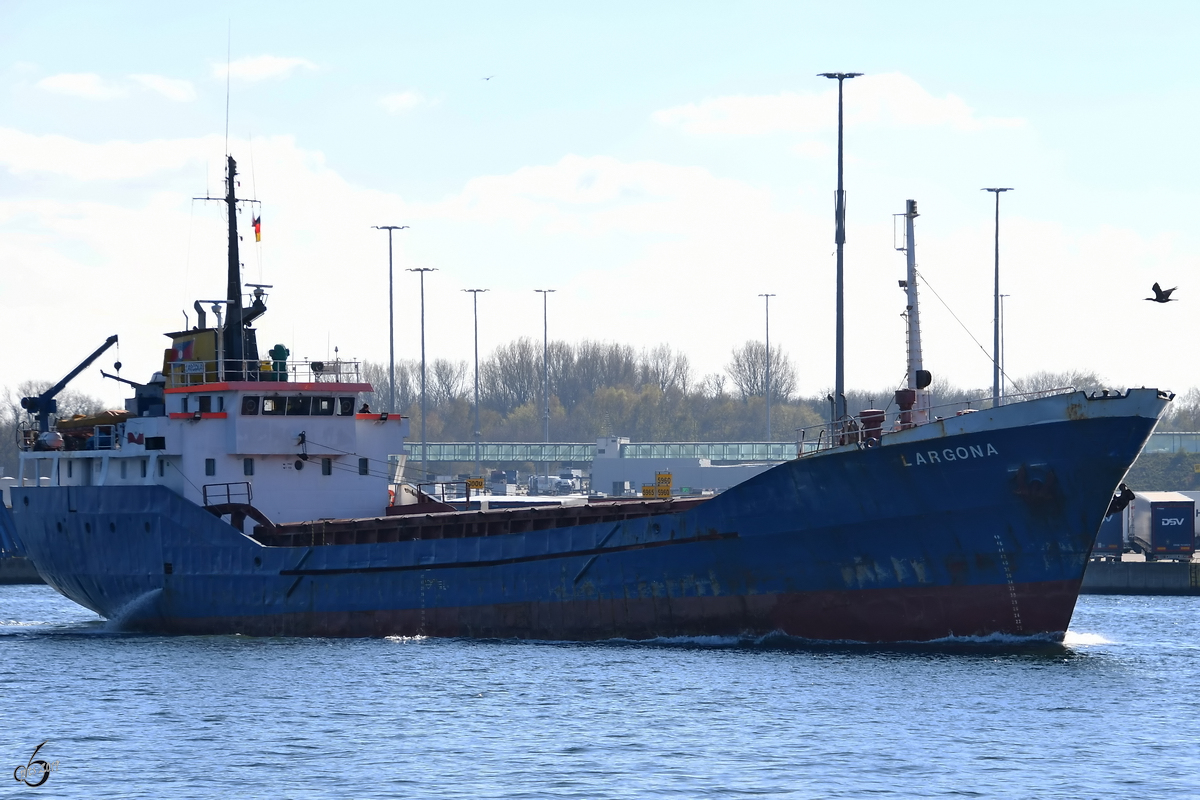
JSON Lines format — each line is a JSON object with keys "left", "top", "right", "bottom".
{"left": 1145, "top": 282, "right": 1178, "bottom": 303}
{"left": 482, "top": 75, "right": 494, "bottom": 81}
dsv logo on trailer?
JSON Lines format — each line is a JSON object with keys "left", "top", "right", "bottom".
{"left": 1161, "top": 518, "right": 1187, "bottom": 526}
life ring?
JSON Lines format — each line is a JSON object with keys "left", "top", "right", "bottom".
{"left": 388, "top": 489, "right": 395, "bottom": 506}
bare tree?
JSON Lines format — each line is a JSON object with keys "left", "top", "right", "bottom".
{"left": 698, "top": 373, "right": 727, "bottom": 399}
{"left": 1009, "top": 369, "right": 1107, "bottom": 399}
{"left": 361, "top": 359, "right": 418, "bottom": 412}
{"left": 639, "top": 344, "right": 692, "bottom": 395}
{"left": 481, "top": 337, "right": 540, "bottom": 414}
{"left": 429, "top": 359, "right": 468, "bottom": 406}
{"left": 725, "top": 341, "right": 797, "bottom": 402}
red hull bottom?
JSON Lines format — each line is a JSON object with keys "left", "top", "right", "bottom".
{"left": 147, "top": 579, "right": 1083, "bottom": 642}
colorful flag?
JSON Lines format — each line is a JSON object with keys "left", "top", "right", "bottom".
{"left": 172, "top": 340, "right": 195, "bottom": 362}
{"left": 253, "top": 215, "right": 262, "bottom": 242}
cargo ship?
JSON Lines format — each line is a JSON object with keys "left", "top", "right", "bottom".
{"left": 9, "top": 157, "right": 1171, "bottom": 642}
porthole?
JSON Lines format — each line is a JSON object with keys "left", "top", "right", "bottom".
{"left": 254, "top": 556, "right": 262, "bottom": 567}
{"left": 144, "top": 522, "right": 151, "bottom": 532}
{"left": 294, "top": 460, "right": 304, "bottom": 471}
{"left": 56, "top": 522, "right": 62, "bottom": 532}
{"left": 109, "top": 522, "right": 116, "bottom": 533}
{"left": 85, "top": 522, "right": 91, "bottom": 533}
{"left": 22, "top": 497, "right": 28, "bottom": 506}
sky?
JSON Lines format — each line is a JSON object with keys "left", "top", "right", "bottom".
{"left": 3, "top": 1, "right": 1200, "bottom": 411}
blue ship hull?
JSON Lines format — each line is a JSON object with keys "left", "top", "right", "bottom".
{"left": 11, "top": 392, "right": 1165, "bottom": 642}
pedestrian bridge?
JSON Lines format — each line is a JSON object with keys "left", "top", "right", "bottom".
{"left": 411, "top": 441, "right": 799, "bottom": 465}
{"left": 407, "top": 429, "right": 1191, "bottom": 466}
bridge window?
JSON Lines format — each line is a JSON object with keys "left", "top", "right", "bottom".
{"left": 262, "top": 397, "right": 285, "bottom": 416}
{"left": 244, "top": 458, "right": 254, "bottom": 476}
{"left": 241, "top": 396, "right": 260, "bottom": 415}
{"left": 286, "top": 397, "right": 312, "bottom": 415}
{"left": 338, "top": 397, "right": 355, "bottom": 416}
{"left": 313, "top": 397, "right": 335, "bottom": 416}
{"left": 145, "top": 436, "right": 165, "bottom": 450}
{"left": 198, "top": 396, "right": 212, "bottom": 414}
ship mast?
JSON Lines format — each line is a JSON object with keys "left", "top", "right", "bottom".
{"left": 223, "top": 155, "right": 246, "bottom": 374}
{"left": 903, "top": 199, "right": 923, "bottom": 389}
{"left": 895, "top": 199, "right": 931, "bottom": 427}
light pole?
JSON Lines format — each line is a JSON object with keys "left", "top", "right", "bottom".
{"left": 534, "top": 289, "right": 555, "bottom": 482}
{"left": 407, "top": 267, "right": 437, "bottom": 477}
{"left": 759, "top": 293, "right": 775, "bottom": 440}
{"left": 982, "top": 187, "right": 1013, "bottom": 408}
{"left": 463, "top": 288, "right": 488, "bottom": 476}
{"left": 372, "top": 225, "right": 408, "bottom": 413}
{"left": 819, "top": 71, "right": 862, "bottom": 428}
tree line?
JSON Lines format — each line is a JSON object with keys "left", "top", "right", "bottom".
{"left": 4, "top": 342, "right": 1200, "bottom": 478}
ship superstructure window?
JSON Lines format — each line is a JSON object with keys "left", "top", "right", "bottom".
{"left": 242, "top": 396, "right": 260, "bottom": 415}
{"left": 158, "top": 460, "right": 165, "bottom": 477}
{"left": 141, "top": 460, "right": 147, "bottom": 478}
{"left": 286, "top": 397, "right": 312, "bottom": 415}
{"left": 244, "top": 458, "right": 254, "bottom": 476}
{"left": 338, "top": 398, "right": 355, "bottom": 416}
{"left": 358, "top": 458, "right": 369, "bottom": 475}
{"left": 205, "top": 458, "right": 216, "bottom": 476}
{"left": 198, "top": 396, "right": 212, "bottom": 413}
{"left": 181, "top": 396, "right": 188, "bottom": 413}
{"left": 262, "top": 397, "right": 285, "bottom": 416}
{"left": 322, "top": 458, "right": 332, "bottom": 475}
{"left": 146, "top": 436, "right": 165, "bottom": 450}
{"left": 314, "top": 397, "right": 335, "bottom": 416}
{"left": 67, "top": 461, "right": 73, "bottom": 478}
{"left": 120, "top": 460, "right": 127, "bottom": 479}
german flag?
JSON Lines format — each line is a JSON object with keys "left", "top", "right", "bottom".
{"left": 253, "top": 215, "right": 262, "bottom": 242}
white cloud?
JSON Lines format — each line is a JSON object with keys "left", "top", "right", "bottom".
{"left": 0, "top": 127, "right": 218, "bottom": 180}
{"left": 653, "top": 73, "right": 1025, "bottom": 136}
{"left": 378, "top": 91, "right": 425, "bottom": 114}
{"left": 212, "top": 56, "right": 317, "bottom": 82}
{"left": 36, "top": 73, "right": 127, "bottom": 100}
{"left": 129, "top": 74, "right": 196, "bottom": 102}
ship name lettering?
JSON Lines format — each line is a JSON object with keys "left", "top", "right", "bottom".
{"left": 902, "top": 443, "right": 998, "bottom": 467}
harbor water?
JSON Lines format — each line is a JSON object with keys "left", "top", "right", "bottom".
{"left": 2, "top": 586, "right": 1198, "bottom": 799}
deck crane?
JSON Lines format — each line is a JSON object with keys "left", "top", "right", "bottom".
{"left": 20, "top": 335, "right": 119, "bottom": 433}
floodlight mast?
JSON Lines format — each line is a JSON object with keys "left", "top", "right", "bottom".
{"left": 372, "top": 225, "right": 409, "bottom": 414}
{"left": 819, "top": 72, "right": 862, "bottom": 428}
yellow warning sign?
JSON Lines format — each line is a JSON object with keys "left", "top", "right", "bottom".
{"left": 466, "top": 477, "right": 485, "bottom": 490}
{"left": 655, "top": 485, "right": 671, "bottom": 498}
{"left": 642, "top": 484, "right": 656, "bottom": 498}
{"left": 656, "top": 472, "right": 673, "bottom": 487}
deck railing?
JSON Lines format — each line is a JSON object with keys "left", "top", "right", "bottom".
{"left": 203, "top": 481, "right": 253, "bottom": 506}
{"left": 166, "top": 359, "right": 361, "bottom": 386}
{"left": 795, "top": 386, "right": 1080, "bottom": 457}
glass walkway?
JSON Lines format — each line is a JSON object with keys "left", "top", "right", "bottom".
{"left": 406, "top": 431, "right": 1194, "bottom": 465}
{"left": 408, "top": 442, "right": 799, "bottom": 464}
